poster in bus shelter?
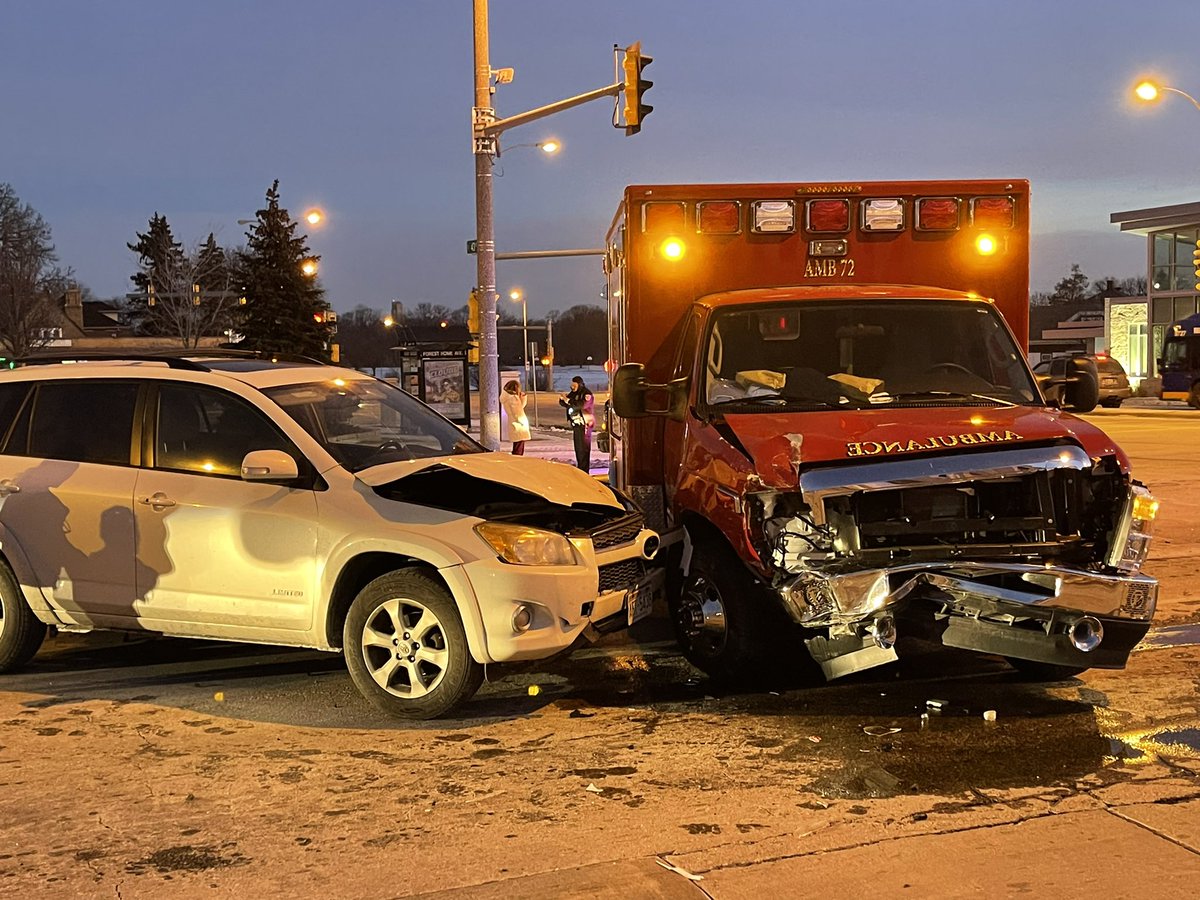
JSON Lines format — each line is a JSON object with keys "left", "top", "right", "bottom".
{"left": 421, "top": 357, "right": 469, "bottom": 425}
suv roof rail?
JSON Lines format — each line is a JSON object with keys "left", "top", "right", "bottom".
{"left": 12, "top": 349, "right": 329, "bottom": 371}
{"left": 13, "top": 352, "right": 211, "bottom": 371}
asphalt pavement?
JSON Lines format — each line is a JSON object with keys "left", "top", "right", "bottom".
{"left": 451, "top": 399, "right": 1200, "bottom": 898}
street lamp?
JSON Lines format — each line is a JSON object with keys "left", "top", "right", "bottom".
{"left": 300, "top": 259, "right": 319, "bottom": 277}
{"left": 498, "top": 139, "right": 561, "bottom": 156}
{"left": 304, "top": 208, "right": 325, "bottom": 227}
{"left": 509, "top": 288, "right": 529, "bottom": 389}
{"left": 1134, "top": 80, "right": 1200, "bottom": 113}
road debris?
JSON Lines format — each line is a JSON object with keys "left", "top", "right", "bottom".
{"left": 656, "top": 858, "right": 704, "bottom": 882}
{"left": 926, "top": 699, "right": 949, "bottom": 711}
{"left": 863, "top": 725, "right": 902, "bottom": 737}
{"left": 983, "top": 709, "right": 998, "bottom": 722}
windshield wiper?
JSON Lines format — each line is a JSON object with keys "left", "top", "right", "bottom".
{"left": 708, "top": 395, "right": 858, "bottom": 410}
{"left": 709, "top": 395, "right": 791, "bottom": 407}
{"left": 874, "top": 390, "right": 1017, "bottom": 406}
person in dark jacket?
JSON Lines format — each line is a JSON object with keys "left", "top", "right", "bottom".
{"left": 559, "top": 377, "right": 595, "bottom": 472}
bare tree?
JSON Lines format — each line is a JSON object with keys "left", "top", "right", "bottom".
{"left": 135, "top": 232, "right": 242, "bottom": 348}
{"left": 0, "top": 183, "right": 69, "bottom": 357}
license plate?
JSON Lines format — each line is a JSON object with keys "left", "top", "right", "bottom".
{"left": 626, "top": 582, "right": 654, "bottom": 626}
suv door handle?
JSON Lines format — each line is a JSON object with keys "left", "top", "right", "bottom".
{"left": 138, "top": 492, "right": 177, "bottom": 511}
{"left": 0, "top": 480, "right": 20, "bottom": 496}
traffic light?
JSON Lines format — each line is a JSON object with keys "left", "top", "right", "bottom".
{"left": 1193, "top": 239, "right": 1200, "bottom": 291}
{"left": 467, "top": 291, "right": 481, "bottom": 364}
{"left": 622, "top": 41, "right": 653, "bottom": 136}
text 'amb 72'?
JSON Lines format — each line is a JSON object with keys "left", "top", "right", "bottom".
{"left": 605, "top": 180, "right": 1159, "bottom": 684}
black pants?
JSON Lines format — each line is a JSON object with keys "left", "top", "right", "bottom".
{"left": 572, "top": 426, "right": 591, "bottom": 472}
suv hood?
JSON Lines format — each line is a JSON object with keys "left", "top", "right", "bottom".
{"left": 356, "top": 453, "right": 622, "bottom": 510}
{"left": 723, "top": 405, "right": 1125, "bottom": 488}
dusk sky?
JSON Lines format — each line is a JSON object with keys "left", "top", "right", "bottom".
{"left": 4, "top": 1, "right": 1200, "bottom": 319}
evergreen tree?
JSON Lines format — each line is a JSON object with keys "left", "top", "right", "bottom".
{"left": 196, "top": 233, "right": 231, "bottom": 293}
{"left": 1050, "top": 263, "right": 1091, "bottom": 305}
{"left": 236, "top": 180, "right": 332, "bottom": 358}
{"left": 126, "top": 213, "right": 183, "bottom": 333}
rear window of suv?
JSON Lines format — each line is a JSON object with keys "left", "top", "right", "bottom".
{"left": 5, "top": 381, "right": 140, "bottom": 466}
{"left": 1097, "top": 359, "right": 1126, "bottom": 375}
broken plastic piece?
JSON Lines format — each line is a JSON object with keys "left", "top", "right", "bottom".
{"left": 213, "top": 691, "right": 225, "bottom": 702}
{"left": 655, "top": 858, "right": 705, "bottom": 882}
{"left": 527, "top": 684, "right": 541, "bottom": 696}
{"left": 926, "top": 699, "right": 948, "bottom": 710}
{"left": 807, "top": 735, "right": 822, "bottom": 743}
{"left": 585, "top": 783, "right": 603, "bottom": 794}
{"left": 863, "top": 725, "right": 902, "bottom": 737}
{"left": 983, "top": 709, "right": 997, "bottom": 722}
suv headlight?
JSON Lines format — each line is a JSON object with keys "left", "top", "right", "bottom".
{"left": 1107, "top": 484, "right": 1159, "bottom": 573}
{"left": 474, "top": 522, "right": 579, "bottom": 566}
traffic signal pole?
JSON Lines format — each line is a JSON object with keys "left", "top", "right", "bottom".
{"left": 472, "top": 0, "right": 501, "bottom": 448}
{"left": 471, "top": 0, "right": 633, "bottom": 449}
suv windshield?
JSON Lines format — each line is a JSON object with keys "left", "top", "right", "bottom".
{"left": 265, "top": 377, "right": 483, "bottom": 471}
{"left": 703, "top": 299, "right": 1039, "bottom": 410}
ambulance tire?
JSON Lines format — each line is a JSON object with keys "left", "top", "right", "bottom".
{"left": 672, "top": 536, "right": 799, "bottom": 687}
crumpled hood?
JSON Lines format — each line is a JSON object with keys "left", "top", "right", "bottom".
{"left": 356, "top": 453, "right": 622, "bottom": 510}
{"left": 722, "top": 405, "right": 1125, "bottom": 488}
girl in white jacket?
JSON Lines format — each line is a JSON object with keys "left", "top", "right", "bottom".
{"left": 500, "top": 379, "right": 531, "bottom": 454}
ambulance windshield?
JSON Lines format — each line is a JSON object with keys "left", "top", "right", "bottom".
{"left": 703, "top": 299, "right": 1039, "bottom": 410}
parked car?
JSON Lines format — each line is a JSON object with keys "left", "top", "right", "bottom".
{"left": 0, "top": 353, "right": 658, "bottom": 718}
{"left": 1034, "top": 354, "right": 1132, "bottom": 407}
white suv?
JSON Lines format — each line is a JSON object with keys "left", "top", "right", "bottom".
{"left": 0, "top": 354, "right": 658, "bottom": 718}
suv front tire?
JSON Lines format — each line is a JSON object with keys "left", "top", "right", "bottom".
{"left": 0, "top": 560, "right": 47, "bottom": 673}
{"left": 343, "top": 569, "right": 484, "bottom": 720}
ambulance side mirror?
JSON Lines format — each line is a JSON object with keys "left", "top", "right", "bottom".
{"left": 612, "top": 363, "right": 689, "bottom": 421}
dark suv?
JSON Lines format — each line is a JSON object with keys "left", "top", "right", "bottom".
{"left": 1034, "top": 354, "right": 1132, "bottom": 408}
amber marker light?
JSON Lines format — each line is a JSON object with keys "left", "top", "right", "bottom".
{"left": 975, "top": 234, "right": 998, "bottom": 256}
{"left": 659, "top": 237, "right": 686, "bottom": 261}
{"left": 1133, "top": 494, "right": 1160, "bottom": 522}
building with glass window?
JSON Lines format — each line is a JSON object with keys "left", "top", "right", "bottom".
{"left": 1110, "top": 201, "right": 1200, "bottom": 378}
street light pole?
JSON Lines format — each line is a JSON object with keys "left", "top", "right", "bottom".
{"left": 471, "top": 1, "right": 633, "bottom": 447}
{"left": 473, "top": 0, "right": 501, "bottom": 448}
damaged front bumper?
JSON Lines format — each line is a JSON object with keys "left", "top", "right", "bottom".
{"left": 783, "top": 562, "right": 1158, "bottom": 679}
{"left": 454, "top": 524, "right": 661, "bottom": 664}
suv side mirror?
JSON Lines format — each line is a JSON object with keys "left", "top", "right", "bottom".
{"left": 1040, "top": 356, "right": 1099, "bottom": 413}
{"left": 241, "top": 449, "right": 300, "bottom": 483}
{"left": 611, "top": 363, "right": 689, "bottom": 422}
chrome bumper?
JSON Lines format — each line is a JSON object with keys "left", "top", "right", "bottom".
{"left": 784, "top": 562, "right": 1158, "bottom": 679}
{"left": 782, "top": 561, "right": 1157, "bottom": 626}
